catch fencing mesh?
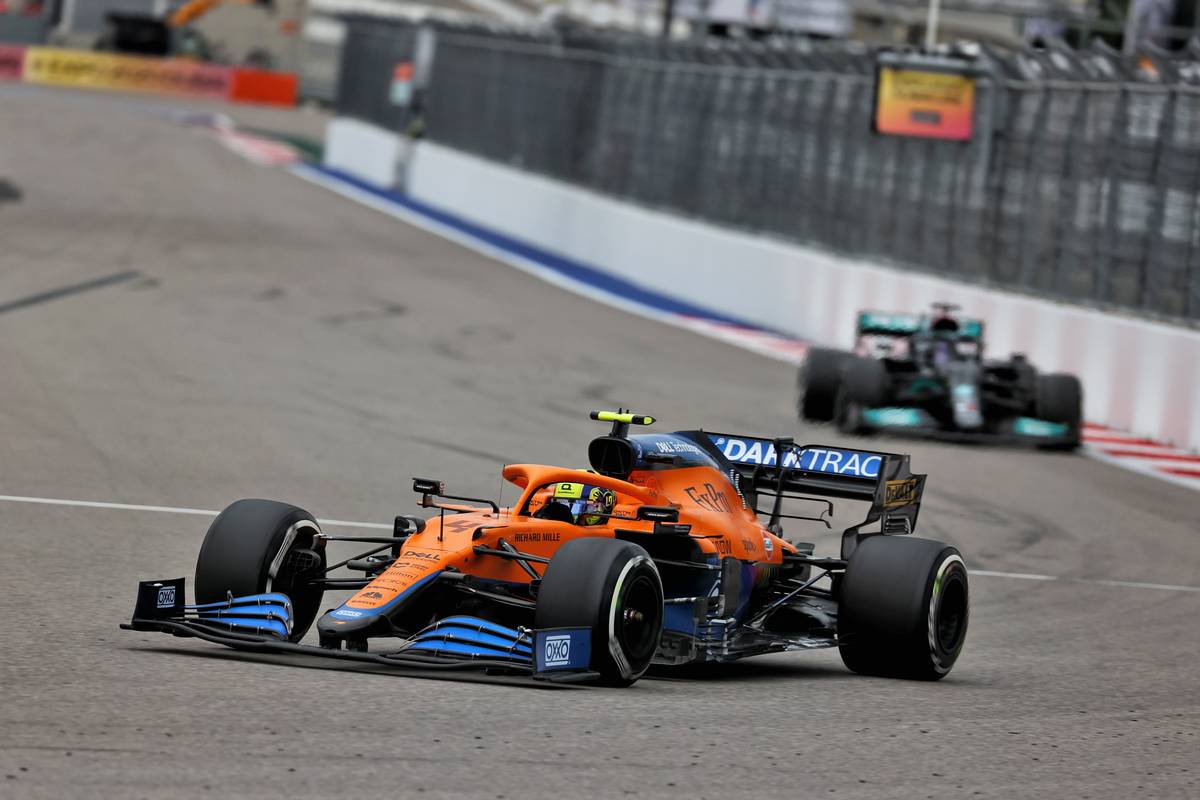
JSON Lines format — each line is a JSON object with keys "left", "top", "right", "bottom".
{"left": 338, "top": 22, "right": 1200, "bottom": 324}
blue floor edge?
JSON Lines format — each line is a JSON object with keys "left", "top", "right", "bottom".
{"left": 303, "top": 163, "right": 785, "bottom": 336}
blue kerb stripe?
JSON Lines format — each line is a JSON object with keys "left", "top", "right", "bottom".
{"left": 306, "top": 164, "right": 782, "bottom": 335}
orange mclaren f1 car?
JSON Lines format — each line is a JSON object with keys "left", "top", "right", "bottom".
{"left": 123, "top": 411, "right": 969, "bottom": 685}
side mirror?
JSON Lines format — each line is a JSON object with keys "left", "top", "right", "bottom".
{"left": 412, "top": 478, "right": 444, "bottom": 496}
{"left": 394, "top": 515, "right": 426, "bottom": 537}
{"left": 637, "top": 505, "right": 679, "bottom": 523}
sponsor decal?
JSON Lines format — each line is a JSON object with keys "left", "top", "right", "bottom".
{"left": 711, "top": 436, "right": 883, "bottom": 479}
{"left": 23, "top": 47, "right": 233, "bottom": 99}
{"left": 1013, "top": 417, "right": 1069, "bottom": 438}
{"left": 332, "top": 608, "right": 364, "bottom": 619}
{"left": 863, "top": 407, "right": 926, "bottom": 427}
{"left": 4, "top": 47, "right": 295, "bottom": 107}
{"left": 952, "top": 383, "right": 980, "bottom": 413}
{"left": 859, "top": 312, "right": 921, "bottom": 333}
{"left": 631, "top": 475, "right": 662, "bottom": 491}
{"left": 885, "top": 479, "right": 919, "bottom": 508}
{"left": 534, "top": 628, "right": 591, "bottom": 672}
{"left": 543, "top": 634, "right": 572, "bottom": 667}
{"left": 684, "top": 483, "right": 733, "bottom": 514}
{"left": 654, "top": 440, "right": 702, "bottom": 456}
{"left": 402, "top": 549, "right": 440, "bottom": 561}
{"left": 874, "top": 64, "right": 976, "bottom": 142}
{"left": 360, "top": 591, "right": 385, "bottom": 600}
{"left": 156, "top": 586, "right": 176, "bottom": 609}
{"left": 513, "top": 532, "right": 561, "bottom": 543}
{"left": 763, "top": 536, "right": 774, "bottom": 554}
{"left": 727, "top": 469, "right": 748, "bottom": 509}
{"left": 374, "top": 570, "right": 421, "bottom": 585}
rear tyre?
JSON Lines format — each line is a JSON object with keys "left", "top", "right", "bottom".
{"left": 195, "top": 499, "right": 326, "bottom": 641}
{"left": 837, "top": 536, "right": 969, "bottom": 680}
{"left": 836, "top": 357, "right": 888, "bottom": 434}
{"left": 535, "top": 538, "right": 664, "bottom": 687}
{"left": 798, "top": 348, "right": 849, "bottom": 422}
{"left": 1036, "top": 373, "right": 1083, "bottom": 450}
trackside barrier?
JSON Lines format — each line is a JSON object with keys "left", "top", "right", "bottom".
{"left": 0, "top": 44, "right": 25, "bottom": 79}
{"left": 228, "top": 69, "right": 299, "bottom": 106}
{"left": 323, "top": 118, "right": 407, "bottom": 188}
{"left": 322, "top": 119, "right": 1200, "bottom": 454}
{"left": 0, "top": 46, "right": 297, "bottom": 107}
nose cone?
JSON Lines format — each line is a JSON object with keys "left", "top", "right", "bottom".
{"left": 316, "top": 569, "right": 444, "bottom": 645}
{"left": 316, "top": 604, "right": 381, "bottom": 643}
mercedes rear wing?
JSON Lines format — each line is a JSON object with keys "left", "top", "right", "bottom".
{"left": 694, "top": 433, "right": 926, "bottom": 549}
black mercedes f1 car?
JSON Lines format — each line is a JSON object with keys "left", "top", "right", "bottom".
{"left": 799, "top": 304, "right": 1082, "bottom": 449}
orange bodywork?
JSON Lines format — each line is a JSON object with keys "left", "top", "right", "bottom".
{"left": 168, "top": 0, "right": 258, "bottom": 27}
{"left": 333, "top": 463, "right": 794, "bottom": 621}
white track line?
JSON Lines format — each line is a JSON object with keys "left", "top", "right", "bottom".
{"left": 971, "top": 570, "right": 1200, "bottom": 593}
{"left": 0, "top": 493, "right": 1196, "bottom": 593}
{"left": 0, "top": 494, "right": 391, "bottom": 530}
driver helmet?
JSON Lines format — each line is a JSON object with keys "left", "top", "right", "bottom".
{"left": 548, "top": 482, "right": 615, "bottom": 526}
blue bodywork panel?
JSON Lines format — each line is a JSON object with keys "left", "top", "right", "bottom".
{"left": 534, "top": 628, "right": 591, "bottom": 673}
{"left": 706, "top": 434, "right": 885, "bottom": 479}
{"left": 185, "top": 592, "right": 296, "bottom": 639}
{"left": 1013, "top": 417, "right": 1070, "bottom": 437}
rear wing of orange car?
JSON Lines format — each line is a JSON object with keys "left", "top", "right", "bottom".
{"left": 694, "top": 432, "right": 926, "bottom": 544}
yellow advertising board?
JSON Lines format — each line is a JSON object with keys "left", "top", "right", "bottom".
{"left": 22, "top": 47, "right": 232, "bottom": 100}
{"left": 874, "top": 66, "right": 975, "bottom": 141}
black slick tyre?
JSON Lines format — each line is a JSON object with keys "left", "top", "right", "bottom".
{"left": 535, "top": 538, "right": 664, "bottom": 686}
{"left": 837, "top": 536, "right": 969, "bottom": 680}
{"left": 798, "top": 348, "right": 849, "bottom": 422}
{"left": 1036, "top": 373, "right": 1083, "bottom": 450}
{"left": 836, "top": 356, "right": 888, "bottom": 434}
{"left": 195, "top": 499, "right": 326, "bottom": 641}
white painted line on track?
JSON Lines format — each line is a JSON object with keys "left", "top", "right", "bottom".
{"left": 1, "top": 493, "right": 1196, "bottom": 592}
{"left": 971, "top": 570, "right": 1200, "bottom": 593}
{"left": 0, "top": 494, "right": 392, "bottom": 530}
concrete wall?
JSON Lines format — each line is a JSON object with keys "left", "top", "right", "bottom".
{"left": 323, "top": 117, "right": 407, "bottom": 188}
{"left": 325, "top": 120, "right": 1200, "bottom": 452}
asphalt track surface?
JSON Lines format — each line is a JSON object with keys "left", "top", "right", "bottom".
{"left": 1, "top": 86, "right": 1198, "bottom": 799}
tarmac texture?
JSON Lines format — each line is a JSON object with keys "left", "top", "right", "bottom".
{"left": 1, "top": 86, "right": 1197, "bottom": 799}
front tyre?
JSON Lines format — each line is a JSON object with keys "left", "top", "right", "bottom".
{"left": 195, "top": 499, "right": 326, "bottom": 641}
{"left": 799, "top": 348, "right": 850, "bottom": 422}
{"left": 535, "top": 538, "right": 664, "bottom": 687}
{"left": 837, "top": 536, "right": 969, "bottom": 680}
{"left": 836, "top": 356, "right": 888, "bottom": 434}
{"left": 1036, "top": 373, "right": 1083, "bottom": 450}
